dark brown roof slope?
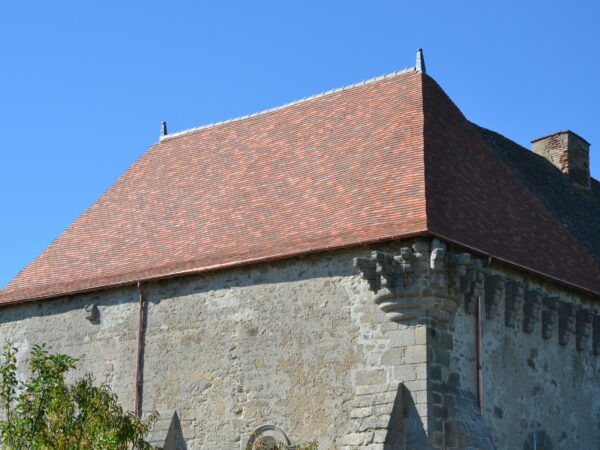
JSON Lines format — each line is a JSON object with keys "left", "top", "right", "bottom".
{"left": 422, "top": 75, "right": 600, "bottom": 294}
{"left": 2, "top": 69, "right": 600, "bottom": 304}
{"left": 476, "top": 125, "right": 600, "bottom": 266}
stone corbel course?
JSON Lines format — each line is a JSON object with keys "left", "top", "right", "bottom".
{"left": 593, "top": 315, "right": 600, "bottom": 355}
{"left": 504, "top": 280, "right": 524, "bottom": 328}
{"left": 353, "top": 239, "right": 483, "bottom": 323}
{"left": 484, "top": 275, "right": 504, "bottom": 320}
{"left": 576, "top": 309, "right": 593, "bottom": 351}
{"left": 355, "top": 238, "right": 600, "bottom": 353}
{"left": 558, "top": 302, "right": 576, "bottom": 346}
{"left": 541, "top": 298, "right": 558, "bottom": 340}
{"left": 523, "top": 289, "right": 542, "bottom": 334}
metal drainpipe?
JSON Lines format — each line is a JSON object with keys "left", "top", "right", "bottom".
{"left": 134, "top": 281, "right": 146, "bottom": 417}
{"left": 475, "top": 295, "right": 483, "bottom": 410}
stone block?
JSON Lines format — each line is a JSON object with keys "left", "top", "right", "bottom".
{"left": 372, "top": 403, "right": 394, "bottom": 417}
{"left": 354, "top": 369, "right": 387, "bottom": 386}
{"left": 370, "top": 391, "right": 398, "bottom": 406}
{"left": 387, "top": 328, "right": 416, "bottom": 347}
{"left": 359, "top": 415, "right": 391, "bottom": 430}
{"left": 405, "top": 345, "right": 428, "bottom": 364}
{"left": 381, "top": 347, "right": 405, "bottom": 366}
{"left": 432, "top": 348, "right": 450, "bottom": 366}
{"left": 415, "top": 364, "right": 428, "bottom": 380}
{"left": 429, "top": 365, "right": 442, "bottom": 381}
{"left": 415, "top": 390, "right": 428, "bottom": 405}
{"left": 373, "top": 429, "right": 388, "bottom": 443}
{"left": 340, "top": 432, "right": 367, "bottom": 446}
{"left": 404, "top": 379, "right": 427, "bottom": 392}
{"left": 352, "top": 391, "right": 397, "bottom": 408}
{"left": 350, "top": 406, "right": 373, "bottom": 419}
{"left": 415, "top": 325, "right": 427, "bottom": 345}
{"left": 363, "top": 444, "right": 385, "bottom": 450}
{"left": 394, "top": 364, "right": 417, "bottom": 381}
{"left": 356, "top": 382, "right": 397, "bottom": 396}
{"left": 379, "top": 321, "right": 398, "bottom": 332}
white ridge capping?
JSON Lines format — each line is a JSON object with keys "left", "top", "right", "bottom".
{"left": 159, "top": 66, "right": 416, "bottom": 143}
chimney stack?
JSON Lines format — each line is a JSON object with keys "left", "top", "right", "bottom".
{"left": 531, "top": 131, "right": 591, "bottom": 189}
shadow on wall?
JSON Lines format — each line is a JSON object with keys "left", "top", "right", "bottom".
{"left": 0, "top": 244, "right": 368, "bottom": 326}
{"left": 384, "top": 380, "right": 498, "bottom": 449}
{"left": 148, "top": 411, "right": 187, "bottom": 450}
{"left": 385, "top": 384, "right": 429, "bottom": 450}
{"left": 523, "top": 426, "right": 553, "bottom": 450}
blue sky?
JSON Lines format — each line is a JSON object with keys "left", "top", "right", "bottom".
{"left": 1, "top": 1, "right": 598, "bottom": 287}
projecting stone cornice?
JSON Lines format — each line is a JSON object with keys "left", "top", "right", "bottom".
{"left": 354, "top": 238, "right": 600, "bottom": 355}
{"left": 353, "top": 239, "right": 485, "bottom": 323}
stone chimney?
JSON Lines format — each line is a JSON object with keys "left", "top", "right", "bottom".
{"left": 531, "top": 131, "right": 591, "bottom": 189}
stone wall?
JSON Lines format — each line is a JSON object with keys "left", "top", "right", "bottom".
{"left": 449, "top": 265, "right": 600, "bottom": 449}
{"left": 0, "top": 287, "right": 139, "bottom": 410}
{"left": 1, "top": 238, "right": 599, "bottom": 449}
{"left": 140, "top": 253, "right": 362, "bottom": 448}
{"left": 0, "top": 248, "right": 409, "bottom": 449}
{"left": 356, "top": 238, "right": 600, "bottom": 449}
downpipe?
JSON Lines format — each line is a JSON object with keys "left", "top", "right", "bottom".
{"left": 134, "top": 281, "right": 146, "bottom": 417}
{"left": 475, "top": 295, "right": 483, "bottom": 410}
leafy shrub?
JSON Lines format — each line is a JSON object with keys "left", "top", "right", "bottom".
{"left": 0, "top": 342, "right": 158, "bottom": 450}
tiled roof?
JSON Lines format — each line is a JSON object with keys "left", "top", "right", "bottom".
{"left": 2, "top": 67, "right": 600, "bottom": 304}
{"left": 421, "top": 75, "right": 600, "bottom": 294}
{"left": 0, "top": 69, "right": 428, "bottom": 303}
{"left": 476, "top": 125, "right": 600, "bottom": 265}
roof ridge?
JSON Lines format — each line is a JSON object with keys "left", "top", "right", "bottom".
{"left": 159, "top": 66, "right": 417, "bottom": 142}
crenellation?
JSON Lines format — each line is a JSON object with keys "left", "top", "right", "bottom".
{"left": 523, "top": 289, "right": 542, "bottom": 334}
{"left": 541, "top": 297, "right": 558, "bottom": 340}
{"left": 558, "top": 301, "right": 576, "bottom": 346}
{"left": 575, "top": 308, "right": 593, "bottom": 351}
{"left": 484, "top": 275, "right": 504, "bottom": 320}
{"left": 356, "top": 239, "right": 600, "bottom": 358}
{"left": 353, "top": 237, "right": 600, "bottom": 448}
{"left": 354, "top": 257, "right": 380, "bottom": 293}
{"left": 411, "top": 240, "right": 431, "bottom": 275}
{"left": 504, "top": 280, "right": 524, "bottom": 328}
{"left": 463, "top": 260, "right": 484, "bottom": 315}
{"left": 593, "top": 314, "right": 600, "bottom": 356}
{"left": 448, "top": 252, "right": 471, "bottom": 292}
{"left": 372, "top": 251, "right": 401, "bottom": 293}
{"left": 398, "top": 246, "right": 415, "bottom": 286}
{"left": 429, "top": 239, "right": 447, "bottom": 288}
{"left": 353, "top": 240, "right": 458, "bottom": 323}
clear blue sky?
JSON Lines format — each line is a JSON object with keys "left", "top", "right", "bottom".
{"left": 1, "top": 1, "right": 598, "bottom": 287}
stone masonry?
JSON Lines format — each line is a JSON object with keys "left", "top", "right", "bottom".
{"left": 0, "top": 238, "right": 599, "bottom": 449}
{"left": 354, "top": 238, "right": 600, "bottom": 449}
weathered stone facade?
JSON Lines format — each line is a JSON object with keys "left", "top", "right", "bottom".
{"left": 1, "top": 238, "right": 599, "bottom": 449}
{"left": 353, "top": 238, "right": 600, "bottom": 449}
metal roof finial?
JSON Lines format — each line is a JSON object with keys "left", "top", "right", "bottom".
{"left": 160, "top": 121, "right": 168, "bottom": 138}
{"left": 416, "top": 48, "right": 426, "bottom": 73}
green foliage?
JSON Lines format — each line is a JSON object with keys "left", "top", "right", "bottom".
{"left": 0, "top": 342, "right": 158, "bottom": 450}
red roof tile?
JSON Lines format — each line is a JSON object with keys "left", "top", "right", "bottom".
{"left": 1, "top": 70, "right": 427, "bottom": 303}
{"left": 2, "top": 68, "right": 599, "bottom": 304}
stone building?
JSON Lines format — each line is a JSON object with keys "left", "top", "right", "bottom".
{"left": 1, "top": 50, "right": 599, "bottom": 449}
